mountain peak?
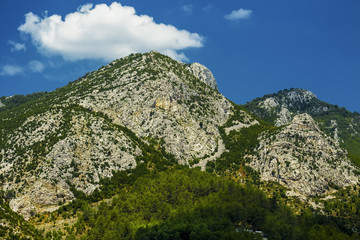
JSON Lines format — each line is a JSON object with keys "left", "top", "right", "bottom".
{"left": 185, "top": 63, "right": 218, "bottom": 90}
{"left": 245, "top": 88, "right": 328, "bottom": 126}
{"left": 259, "top": 88, "right": 317, "bottom": 112}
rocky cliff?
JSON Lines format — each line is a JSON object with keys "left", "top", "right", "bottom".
{"left": 244, "top": 88, "right": 360, "bottom": 165}
{"left": 248, "top": 113, "right": 359, "bottom": 196}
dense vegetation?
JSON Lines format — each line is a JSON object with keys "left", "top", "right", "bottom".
{"left": 206, "top": 104, "right": 273, "bottom": 182}
{"left": 0, "top": 92, "right": 47, "bottom": 112}
{"left": 40, "top": 169, "right": 357, "bottom": 240}
{"left": 321, "top": 185, "right": 360, "bottom": 229}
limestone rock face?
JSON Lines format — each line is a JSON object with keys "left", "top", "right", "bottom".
{"left": 0, "top": 51, "right": 233, "bottom": 218}
{"left": 186, "top": 62, "right": 218, "bottom": 90}
{"left": 258, "top": 89, "right": 316, "bottom": 126}
{"left": 62, "top": 52, "right": 232, "bottom": 162}
{"left": 248, "top": 113, "right": 359, "bottom": 196}
{"left": 0, "top": 100, "right": 4, "bottom": 108}
{"left": 1, "top": 109, "right": 139, "bottom": 219}
{"left": 244, "top": 88, "right": 360, "bottom": 160}
{"left": 9, "top": 180, "right": 74, "bottom": 220}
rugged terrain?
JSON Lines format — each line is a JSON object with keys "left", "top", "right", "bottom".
{"left": 0, "top": 51, "right": 235, "bottom": 219}
{"left": 248, "top": 113, "right": 358, "bottom": 196}
{"left": 244, "top": 88, "right": 360, "bottom": 165}
{"left": 0, "top": 51, "right": 359, "bottom": 239}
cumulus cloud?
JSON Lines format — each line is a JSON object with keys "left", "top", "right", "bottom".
{"left": 0, "top": 65, "right": 24, "bottom": 76}
{"left": 29, "top": 60, "right": 45, "bottom": 73}
{"left": 18, "top": 2, "right": 203, "bottom": 61}
{"left": 224, "top": 8, "right": 252, "bottom": 21}
{"left": 8, "top": 40, "right": 26, "bottom": 52}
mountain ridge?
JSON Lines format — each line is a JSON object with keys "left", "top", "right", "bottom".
{"left": 244, "top": 88, "right": 360, "bottom": 166}
{"left": 0, "top": 51, "right": 359, "bottom": 238}
{"left": 0, "top": 51, "right": 238, "bottom": 219}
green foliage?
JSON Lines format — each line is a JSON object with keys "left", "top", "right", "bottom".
{"left": 322, "top": 186, "right": 360, "bottom": 229}
{"left": 0, "top": 92, "right": 47, "bottom": 113}
{"left": 61, "top": 169, "right": 355, "bottom": 239}
{"left": 206, "top": 105, "right": 273, "bottom": 181}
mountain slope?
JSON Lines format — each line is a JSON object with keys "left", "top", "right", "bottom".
{"left": 248, "top": 113, "right": 358, "bottom": 196}
{"left": 0, "top": 92, "right": 47, "bottom": 113}
{"left": 244, "top": 88, "right": 360, "bottom": 165}
{"left": 47, "top": 51, "right": 232, "bottom": 162}
{"left": 0, "top": 52, "right": 359, "bottom": 238}
{"left": 0, "top": 197, "right": 40, "bottom": 239}
{"left": 0, "top": 51, "right": 238, "bottom": 219}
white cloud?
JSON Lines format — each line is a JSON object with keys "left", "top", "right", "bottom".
{"left": 224, "top": 8, "right": 252, "bottom": 21}
{"left": 18, "top": 2, "right": 203, "bottom": 61}
{"left": 8, "top": 40, "right": 26, "bottom": 52}
{"left": 78, "top": 3, "right": 93, "bottom": 13}
{"left": 29, "top": 60, "right": 45, "bottom": 73}
{"left": 182, "top": 4, "right": 193, "bottom": 14}
{"left": 0, "top": 65, "right": 24, "bottom": 76}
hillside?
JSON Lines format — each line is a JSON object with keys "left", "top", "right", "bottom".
{"left": 0, "top": 52, "right": 359, "bottom": 239}
{"left": 0, "top": 197, "right": 40, "bottom": 239}
{"left": 0, "top": 51, "right": 240, "bottom": 219}
{"left": 244, "top": 88, "right": 360, "bottom": 166}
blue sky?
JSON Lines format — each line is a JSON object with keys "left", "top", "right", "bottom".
{"left": 1, "top": 0, "right": 359, "bottom": 112}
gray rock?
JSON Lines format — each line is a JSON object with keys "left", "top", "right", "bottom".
{"left": 248, "top": 113, "right": 359, "bottom": 196}
{"left": 186, "top": 63, "right": 218, "bottom": 90}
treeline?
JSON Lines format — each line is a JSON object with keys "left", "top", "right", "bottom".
{"left": 0, "top": 92, "right": 47, "bottom": 112}
{"left": 44, "top": 169, "right": 357, "bottom": 240}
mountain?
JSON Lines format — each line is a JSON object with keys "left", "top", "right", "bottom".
{"left": 0, "top": 92, "right": 47, "bottom": 113}
{"left": 0, "top": 51, "right": 237, "bottom": 219}
{"left": 248, "top": 113, "right": 358, "bottom": 197}
{"left": 244, "top": 88, "right": 360, "bottom": 166}
{"left": 0, "top": 52, "right": 359, "bottom": 238}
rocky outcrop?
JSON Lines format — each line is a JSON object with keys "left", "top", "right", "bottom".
{"left": 1, "top": 109, "right": 139, "bottom": 219}
{"left": 248, "top": 113, "right": 359, "bottom": 196}
{"left": 186, "top": 62, "right": 218, "bottom": 90}
{"left": 9, "top": 180, "right": 74, "bottom": 220}
{"left": 257, "top": 89, "right": 317, "bottom": 126}
{"left": 244, "top": 88, "right": 360, "bottom": 166}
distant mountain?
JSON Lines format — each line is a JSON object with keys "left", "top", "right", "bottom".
{"left": 248, "top": 113, "right": 358, "bottom": 196}
{"left": 0, "top": 92, "right": 47, "bottom": 112}
{"left": 244, "top": 88, "right": 360, "bottom": 166}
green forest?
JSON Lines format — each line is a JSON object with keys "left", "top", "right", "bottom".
{"left": 26, "top": 169, "right": 356, "bottom": 240}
